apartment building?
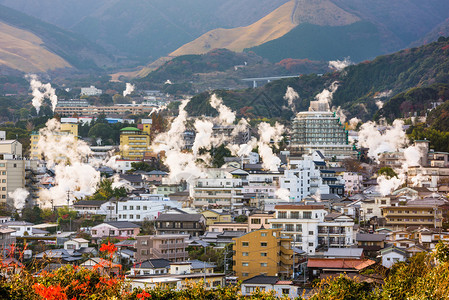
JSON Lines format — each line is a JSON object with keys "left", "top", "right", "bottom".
{"left": 135, "top": 234, "right": 188, "bottom": 262}
{"left": 270, "top": 204, "right": 354, "bottom": 254}
{"left": 233, "top": 228, "right": 293, "bottom": 280}
{"left": 30, "top": 122, "right": 78, "bottom": 159}
{"left": 192, "top": 177, "right": 243, "bottom": 209}
{"left": 382, "top": 197, "right": 446, "bottom": 230}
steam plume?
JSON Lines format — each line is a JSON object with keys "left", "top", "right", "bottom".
{"left": 26, "top": 74, "right": 58, "bottom": 114}
{"left": 328, "top": 57, "right": 352, "bottom": 71}
{"left": 123, "top": 83, "right": 135, "bottom": 97}
{"left": 9, "top": 188, "right": 29, "bottom": 210}
{"left": 284, "top": 86, "right": 299, "bottom": 112}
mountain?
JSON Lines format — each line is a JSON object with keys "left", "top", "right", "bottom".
{"left": 171, "top": 0, "right": 360, "bottom": 57}
{"left": 0, "top": 21, "right": 71, "bottom": 73}
{"left": 0, "top": 4, "right": 113, "bottom": 72}
{"left": 0, "top": 0, "right": 289, "bottom": 64}
{"left": 184, "top": 37, "right": 449, "bottom": 120}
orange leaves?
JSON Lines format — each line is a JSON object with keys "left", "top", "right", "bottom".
{"left": 100, "top": 242, "right": 117, "bottom": 255}
{"left": 137, "top": 290, "right": 151, "bottom": 299}
{"left": 33, "top": 283, "right": 68, "bottom": 300}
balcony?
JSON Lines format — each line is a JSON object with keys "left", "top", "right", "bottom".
{"left": 159, "top": 243, "right": 188, "bottom": 250}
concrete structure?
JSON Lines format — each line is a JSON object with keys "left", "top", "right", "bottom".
{"left": 54, "top": 103, "right": 156, "bottom": 116}
{"left": 155, "top": 213, "right": 206, "bottom": 237}
{"left": 201, "top": 210, "right": 232, "bottom": 227}
{"left": 135, "top": 234, "right": 188, "bottom": 262}
{"left": 0, "top": 159, "right": 26, "bottom": 207}
{"left": 64, "top": 238, "right": 89, "bottom": 250}
{"left": 3, "top": 221, "right": 33, "bottom": 237}
{"left": 233, "top": 228, "right": 293, "bottom": 280}
{"left": 240, "top": 275, "right": 300, "bottom": 298}
{"left": 192, "top": 177, "right": 243, "bottom": 209}
{"left": 30, "top": 123, "right": 79, "bottom": 159}
{"left": 380, "top": 246, "right": 407, "bottom": 268}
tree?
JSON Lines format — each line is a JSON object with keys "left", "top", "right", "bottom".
{"left": 88, "top": 123, "right": 113, "bottom": 143}
{"left": 89, "top": 179, "right": 127, "bottom": 201}
{"left": 378, "top": 167, "right": 398, "bottom": 178}
{"left": 21, "top": 206, "right": 43, "bottom": 224}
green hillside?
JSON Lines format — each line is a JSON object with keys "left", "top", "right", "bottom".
{"left": 0, "top": 4, "right": 113, "bottom": 70}
{"left": 186, "top": 37, "right": 449, "bottom": 120}
{"left": 247, "top": 21, "right": 382, "bottom": 63}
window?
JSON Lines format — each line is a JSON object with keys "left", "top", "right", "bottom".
{"left": 242, "top": 252, "right": 249, "bottom": 256}
{"left": 303, "top": 212, "right": 312, "bottom": 219}
{"left": 143, "top": 206, "right": 147, "bottom": 210}
{"left": 282, "top": 288, "right": 290, "bottom": 295}
{"left": 278, "top": 211, "right": 287, "bottom": 218}
{"left": 285, "top": 224, "right": 294, "bottom": 231}
{"left": 261, "top": 242, "right": 267, "bottom": 247}
{"left": 261, "top": 232, "right": 267, "bottom": 237}
{"left": 291, "top": 212, "right": 299, "bottom": 219}
{"left": 130, "top": 206, "right": 134, "bottom": 210}
{"left": 242, "top": 242, "right": 249, "bottom": 247}
{"left": 260, "top": 263, "right": 267, "bottom": 267}
{"left": 1, "top": 179, "right": 5, "bottom": 183}
{"left": 242, "top": 262, "right": 249, "bottom": 267}
{"left": 123, "top": 206, "right": 127, "bottom": 210}
{"left": 251, "top": 218, "right": 261, "bottom": 224}
{"left": 261, "top": 253, "right": 267, "bottom": 257}
{"left": 367, "top": 208, "right": 373, "bottom": 214}
{"left": 308, "top": 231, "right": 313, "bottom": 235}
{"left": 309, "top": 242, "right": 314, "bottom": 247}
{"left": 242, "top": 273, "right": 249, "bottom": 277}
{"left": 136, "top": 206, "right": 141, "bottom": 210}
{"left": 296, "top": 224, "right": 302, "bottom": 232}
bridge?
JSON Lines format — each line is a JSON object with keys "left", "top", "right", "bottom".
{"left": 241, "top": 75, "right": 300, "bottom": 88}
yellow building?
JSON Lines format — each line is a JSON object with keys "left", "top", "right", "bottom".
{"left": 233, "top": 228, "right": 293, "bottom": 280}
{"left": 120, "top": 126, "right": 151, "bottom": 160}
{"left": 201, "top": 209, "right": 232, "bottom": 227}
{"left": 30, "top": 122, "right": 79, "bottom": 159}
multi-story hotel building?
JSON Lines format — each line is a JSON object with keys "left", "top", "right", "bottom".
{"left": 119, "top": 121, "right": 151, "bottom": 160}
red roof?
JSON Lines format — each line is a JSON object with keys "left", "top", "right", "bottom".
{"left": 307, "top": 258, "right": 375, "bottom": 270}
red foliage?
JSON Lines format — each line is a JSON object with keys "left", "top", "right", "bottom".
{"left": 33, "top": 283, "right": 68, "bottom": 300}
{"left": 137, "top": 290, "right": 151, "bottom": 299}
{"left": 442, "top": 45, "right": 449, "bottom": 51}
{"left": 100, "top": 242, "right": 117, "bottom": 255}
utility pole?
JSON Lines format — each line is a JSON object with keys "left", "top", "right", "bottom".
{"left": 67, "top": 190, "right": 72, "bottom": 232}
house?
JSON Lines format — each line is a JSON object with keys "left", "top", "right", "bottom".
{"left": 201, "top": 210, "right": 232, "bottom": 227}
{"left": 80, "top": 257, "right": 121, "bottom": 275}
{"left": 155, "top": 213, "right": 206, "bottom": 237}
{"left": 240, "top": 275, "right": 300, "bottom": 298}
{"left": 145, "top": 170, "right": 168, "bottom": 184}
{"left": 380, "top": 246, "right": 407, "bottom": 268}
{"left": 201, "top": 230, "right": 245, "bottom": 248}
{"left": 73, "top": 200, "right": 107, "bottom": 216}
{"left": 118, "top": 174, "right": 145, "bottom": 189}
{"left": 0, "top": 227, "right": 16, "bottom": 254}
{"left": 248, "top": 212, "right": 273, "bottom": 231}
{"left": 34, "top": 249, "right": 82, "bottom": 263}
{"left": 3, "top": 221, "right": 33, "bottom": 237}
{"left": 135, "top": 234, "right": 189, "bottom": 262}
{"left": 91, "top": 221, "right": 140, "bottom": 239}
{"left": 208, "top": 222, "right": 248, "bottom": 233}
{"left": 64, "top": 238, "right": 89, "bottom": 250}
{"left": 307, "top": 258, "right": 376, "bottom": 279}
{"left": 322, "top": 248, "right": 364, "bottom": 259}
{"left": 356, "top": 233, "right": 387, "bottom": 254}
{"left": 131, "top": 258, "right": 171, "bottom": 276}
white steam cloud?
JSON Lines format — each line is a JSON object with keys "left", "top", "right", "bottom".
{"left": 328, "top": 57, "right": 352, "bottom": 71}
{"left": 26, "top": 74, "right": 58, "bottom": 114}
{"left": 9, "top": 188, "right": 29, "bottom": 210}
{"left": 309, "top": 81, "right": 339, "bottom": 112}
{"left": 284, "top": 86, "right": 299, "bottom": 112}
{"left": 275, "top": 188, "right": 291, "bottom": 201}
{"left": 123, "top": 83, "right": 135, "bottom": 97}
{"left": 358, "top": 119, "right": 425, "bottom": 195}
{"left": 36, "top": 119, "right": 100, "bottom": 206}
{"left": 375, "top": 100, "right": 384, "bottom": 109}
{"left": 257, "top": 122, "right": 284, "bottom": 172}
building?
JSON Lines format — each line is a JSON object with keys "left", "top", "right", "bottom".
{"left": 248, "top": 212, "right": 273, "bottom": 231}
{"left": 270, "top": 204, "right": 354, "bottom": 254}
{"left": 201, "top": 210, "right": 232, "bottom": 227}
{"left": 382, "top": 197, "right": 446, "bottom": 230}
{"left": 380, "top": 246, "right": 407, "bottom": 268}
{"left": 54, "top": 103, "right": 156, "bottom": 117}
{"left": 120, "top": 125, "right": 151, "bottom": 160}
{"left": 30, "top": 123, "right": 79, "bottom": 159}
{"left": 91, "top": 221, "right": 140, "bottom": 239}
{"left": 155, "top": 213, "right": 206, "bottom": 237}
{"left": 130, "top": 258, "right": 171, "bottom": 276}
{"left": 233, "top": 228, "right": 293, "bottom": 280}
{"left": 64, "top": 238, "right": 89, "bottom": 250}
{"left": 240, "top": 275, "right": 300, "bottom": 298}
{"left": 280, "top": 156, "right": 330, "bottom": 202}
{"left": 3, "top": 221, "right": 33, "bottom": 237}
{"left": 0, "top": 159, "right": 26, "bottom": 207}
{"left": 80, "top": 85, "right": 102, "bottom": 96}
{"left": 192, "top": 177, "right": 243, "bottom": 209}
{"left": 289, "top": 100, "right": 356, "bottom": 159}
{"left": 0, "top": 227, "right": 16, "bottom": 254}
{"left": 135, "top": 234, "right": 188, "bottom": 262}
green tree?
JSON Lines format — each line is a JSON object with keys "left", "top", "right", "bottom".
{"left": 378, "top": 167, "right": 398, "bottom": 178}
{"left": 88, "top": 123, "right": 113, "bottom": 143}
{"left": 89, "top": 178, "right": 127, "bottom": 201}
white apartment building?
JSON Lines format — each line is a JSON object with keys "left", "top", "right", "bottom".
{"left": 103, "top": 194, "right": 182, "bottom": 222}
{"left": 270, "top": 204, "right": 354, "bottom": 254}
{"left": 280, "top": 157, "right": 329, "bottom": 202}
{"left": 192, "top": 177, "right": 243, "bottom": 209}
{"left": 80, "top": 85, "right": 102, "bottom": 96}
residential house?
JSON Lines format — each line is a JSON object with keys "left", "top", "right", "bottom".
{"left": 73, "top": 200, "right": 107, "bottom": 216}
{"left": 91, "top": 221, "right": 140, "bottom": 239}
{"left": 3, "top": 221, "right": 33, "bottom": 237}
{"left": 80, "top": 257, "right": 121, "bottom": 275}
{"left": 380, "top": 246, "right": 407, "bottom": 268}
{"left": 248, "top": 212, "right": 273, "bottom": 231}
{"left": 241, "top": 275, "right": 300, "bottom": 298}
{"left": 64, "top": 238, "right": 89, "bottom": 250}
{"left": 233, "top": 228, "right": 293, "bottom": 280}
{"left": 201, "top": 210, "right": 232, "bottom": 227}
{"left": 208, "top": 223, "right": 248, "bottom": 233}
{"left": 0, "top": 227, "right": 16, "bottom": 254}
{"left": 356, "top": 233, "right": 387, "bottom": 254}
{"left": 130, "top": 258, "right": 171, "bottom": 276}
{"left": 155, "top": 213, "right": 206, "bottom": 237}
{"left": 307, "top": 257, "right": 376, "bottom": 279}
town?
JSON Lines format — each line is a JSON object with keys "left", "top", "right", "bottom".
{"left": 0, "top": 80, "right": 447, "bottom": 299}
